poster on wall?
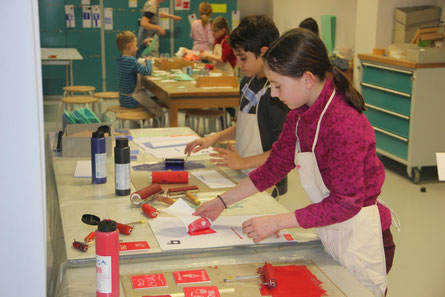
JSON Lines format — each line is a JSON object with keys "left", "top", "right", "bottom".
{"left": 232, "top": 10, "right": 239, "bottom": 29}
{"left": 65, "top": 5, "right": 75, "bottom": 28}
{"left": 92, "top": 5, "right": 101, "bottom": 28}
{"left": 175, "top": 0, "right": 183, "bottom": 11}
{"left": 182, "top": 0, "right": 190, "bottom": 10}
{"left": 82, "top": 6, "right": 92, "bottom": 28}
{"left": 104, "top": 8, "right": 113, "bottom": 30}
{"left": 81, "top": 0, "right": 90, "bottom": 5}
{"left": 129, "top": 0, "right": 137, "bottom": 8}
{"left": 188, "top": 13, "right": 197, "bottom": 26}
{"left": 159, "top": 7, "right": 170, "bottom": 30}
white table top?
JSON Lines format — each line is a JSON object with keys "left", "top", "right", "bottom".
{"left": 41, "top": 48, "right": 83, "bottom": 61}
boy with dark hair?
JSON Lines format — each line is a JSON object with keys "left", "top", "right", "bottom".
{"left": 185, "top": 15, "right": 289, "bottom": 196}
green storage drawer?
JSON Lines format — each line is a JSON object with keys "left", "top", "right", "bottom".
{"left": 362, "top": 64, "right": 412, "bottom": 94}
{"left": 365, "top": 106, "right": 410, "bottom": 138}
{"left": 374, "top": 129, "right": 408, "bottom": 160}
{"left": 361, "top": 85, "right": 411, "bottom": 116}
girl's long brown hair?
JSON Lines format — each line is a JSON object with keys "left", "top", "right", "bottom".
{"left": 264, "top": 28, "right": 364, "bottom": 112}
{"left": 198, "top": 2, "right": 212, "bottom": 27}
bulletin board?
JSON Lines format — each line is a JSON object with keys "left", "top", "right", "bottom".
{"left": 39, "top": 0, "right": 237, "bottom": 95}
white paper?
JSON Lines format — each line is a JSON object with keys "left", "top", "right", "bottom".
{"left": 436, "top": 152, "right": 445, "bottom": 181}
{"left": 182, "top": 0, "right": 190, "bottom": 10}
{"left": 133, "top": 136, "right": 212, "bottom": 159}
{"left": 82, "top": 6, "right": 92, "bottom": 28}
{"left": 163, "top": 198, "right": 198, "bottom": 231}
{"left": 188, "top": 13, "right": 197, "bottom": 26}
{"left": 159, "top": 7, "right": 170, "bottom": 30}
{"left": 74, "top": 160, "right": 92, "bottom": 178}
{"left": 104, "top": 7, "right": 113, "bottom": 30}
{"left": 129, "top": 0, "right": 137, "bottom": 8}
{"left": 175, "top": 0, "right": 183, "bottom": 10}
{"left": 232, "top": 10, "right": 240, "bottom": 29}
{"left": 81, "top": 0, "right": 90, "bottom": 5}
{"left": 65, "top": 5, "right": 75, "bottom": 28}
{"left": 191, "top": 170, "right": 236, "bottom": 189}
{"left": 92, "top": 5, "right": 101, "bottom": 28}
{"left": 140, "top": 135, "right": 199, "bottom": 148}
{"left": 149, "top": 215, "right": 297, "bottom": 251}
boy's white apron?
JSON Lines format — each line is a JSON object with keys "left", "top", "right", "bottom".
{"left": 294, "top": 89, "right": 387, "bottom": 297}
{"left": 235, "top": 76, "right": 267, "bottom": 175}
{"left": 213, "top": 35, "right": 234, "bottom": 75}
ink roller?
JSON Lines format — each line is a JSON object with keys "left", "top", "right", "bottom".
{"left": 151, "top": 171, "right": 189, "bottom": 184}
{"left": 130, "top": 184, "right": 163, "bottom": 206}
{"left": 187, "top": 217, "right": 212, "bottom": 233}
{"left": 224, "top": 262, "right": 277, "bottom": 289}
{"left": 167, "top": 185, "right": 200, "bottom": 206}
{"left": 164, "top": 158, "right": 186, "bottom": 170}
{"left": 72, "top": 231, "right": 96, "bottom": 252}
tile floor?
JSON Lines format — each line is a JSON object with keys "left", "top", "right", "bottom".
{"left": 44, "top": 99, "right": 445, "bottom": 297}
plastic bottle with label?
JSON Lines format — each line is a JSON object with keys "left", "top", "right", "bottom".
{"left": 91, "top": 130, "right": 107, "bottom": 184}
{"left": 96, "top": 220, "right": 120, "bottom": 297}
{"left": 114, "top": 137, "right": 130, "bottom": 196}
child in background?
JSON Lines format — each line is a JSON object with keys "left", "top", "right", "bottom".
{"left": 190, "top": 2, "right": 214, "bottom": 52}
{"left": 199, "top": 16, "right": 236, "bottom": 75}
{"left": 185, "top": 15, "right": 289, "bottom": 197}
{"left": 299, "top": 17, "right": 319, "bottom": 35}
{"left": 116, "top": 31, "right": 163, "bottom": 117}
{"left": 138, "top": 0, "right": 181, "bottom": 56}
{"left": 193, "top": 28, "right": 395, "bottom": 297}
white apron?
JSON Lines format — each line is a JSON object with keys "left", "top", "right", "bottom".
{"left": 235, "top": 76, "right": 268, "bottom": 175}
{"left": 213, "top": 36, "right": 234, "bottom": 75}
{"left": 294, "top": 89, "right": 387, "bottom": 297}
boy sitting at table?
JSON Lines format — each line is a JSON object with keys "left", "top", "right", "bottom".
{"left": 116, "top": 31, "right": 163, "bottom": 118}
{"left": 185, "top": 15, "right": 289, "bottom": 197}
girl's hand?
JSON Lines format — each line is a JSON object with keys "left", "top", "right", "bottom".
{"left": 158, "top": 27, "right": 166, "bottom": 36}
{"left": 199, "top": 52, "right": 210, "bottom": 59}
{"left": 192, "top": 198, "right": 225, "bottom": 222}
{"left": 143, "top": 38, "right": 153, "bottom": 46}
{"left": 172, "top": 15, "right": 182, "bottom": 21}
{"left": 242, "top": 215, "right": 281, "bottom": 243}
{"left": 184, "top": 137, "right": 214, "bottom": 156}
{"left": 210, "top": 143, "right": 246, "bottom": 170}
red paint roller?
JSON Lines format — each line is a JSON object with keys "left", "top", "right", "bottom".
{"left": 152, "top": 171, "right": 188, "bottom": 184}
{"left": 116, "top": 222, "right": 134, "bottom": 235}
{"left": 142, "top": 204, "right": 159, "bottom": 218}
{"left": 187, "top": 217, "right": 213, "bottom": 233}
{"left": 258, "top": 262, "right": 277, "bottom": 289}
{"left": 130, "top": 184, "right": 163, "bottom": 205}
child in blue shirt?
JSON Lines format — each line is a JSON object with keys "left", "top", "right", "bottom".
{"left": 116, "top": 31, "right": 163, "bottom": 117}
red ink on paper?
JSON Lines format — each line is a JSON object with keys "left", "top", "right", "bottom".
{"left": 259, "top": 265, "right": 326, "bottom": 297}
{"left": 131, "top": 274, "right": 168, "bottom": 290}
{"left": 184, "top": 286, "right": 221, "bottom": 297}
{"left": 173, "top": 269, "right": 211, "bottom": 284}
{"left": 231, "top": 227, "right": 244, "bottom": 239}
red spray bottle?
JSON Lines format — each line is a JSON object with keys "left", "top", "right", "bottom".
{"left": 96, "top": 220, "right": 120, "bottom": 297}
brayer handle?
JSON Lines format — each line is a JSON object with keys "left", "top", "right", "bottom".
{"left": 156, "top": 195, "right": 176, "bottom": 205}
{"left": 185, "top": 191, "right": 201, "bottom": 206}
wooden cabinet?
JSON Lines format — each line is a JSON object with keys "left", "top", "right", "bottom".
{"left": 358, "top": 54, "right": 445, "bottom": 182}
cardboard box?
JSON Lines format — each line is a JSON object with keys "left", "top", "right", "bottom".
{"left": 154, "top": 58, "right": 194, "bottom": 70}
{"left": 393, "top": 20, "right": 439, "bottom": 42}
{"left": 62, "top": 123, "right": 112, "bottom": 157}
{"left": 406, "top": 47, "right": 445, "bottom": 63}
{"left": 394, "top": 6, "right": 441, "bottom": 26}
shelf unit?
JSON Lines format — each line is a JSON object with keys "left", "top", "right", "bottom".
{"left": 358, "top": 54, "right": 445, "bottom": 183}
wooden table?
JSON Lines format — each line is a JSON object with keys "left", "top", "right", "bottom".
{"left": 142, "top": 74, "right": 239, "bottom": 127}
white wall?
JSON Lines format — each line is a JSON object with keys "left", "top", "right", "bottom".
{"left": 272, "top": 0, "right": 358, "bottom": 50}
{"left": 238, "top": 0, "right": 271, "bottom": 18}
{"left": 0, "top": 1, "right": 46, "bottom": 297}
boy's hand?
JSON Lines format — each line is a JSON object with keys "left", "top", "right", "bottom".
{"left": 184, "top": 136, "right": 214, "bottom": 156}
{"left": 143, "top": 38, "right": 153, "bottom": 46}
{"left": 209, "top": 143, "right": 246, "bottom": 170}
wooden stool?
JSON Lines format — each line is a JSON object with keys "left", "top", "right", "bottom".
{"left": 115, "top": 111, "right": 160, "bottom": 128}
{"left": 185, "top": 109, "right": 225, "bottom": 135}
{"left": 56, "top": 96, "right": 99, "bottom": 130}
{"left": 93, "top": 92, "right": 119, "bottom": 114}
{"left": 62, "top": 85, "right": 96, "bottom": 97}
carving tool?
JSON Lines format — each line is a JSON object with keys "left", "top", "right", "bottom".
{"left": 224, "top": 262, "right": 277, "bottom": 289}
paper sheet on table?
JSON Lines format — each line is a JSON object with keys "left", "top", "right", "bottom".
{"left": 436, "top": 152, "right": 445, "bottom": 181}
{"left": 133, "top": 136, "right": 211, "bottom": 158}
{"left": 148, "top": 215, "right": 297, "bottom": 251}
{"left": 140, "top": 135, "right": 199, "bottom": 148}
{"left": 74, "top": 160, "right": 91, "bottom": 178}
{"left": 162, "top": 198, "right": 197, "bottom": 231}
{"left": 191, "top": 170, "right": 236, "bottom": 189}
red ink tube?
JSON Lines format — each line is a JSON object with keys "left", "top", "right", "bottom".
{"left": 142, "top": 204, "right": 159, "bottom": 218}
{"left": 96, "top": 220, "right": 119, "bottom": 297}
{"left": 130, "top": 184, "right": 163, "bottom": 205}
{"left": 188, "top": 217, "right": 213, "bottom": 233}
{"left": 72, "top": 240, "right": 89, "bottom": 252}
{"left": 115, "top": 222, "right": 133, "bottom": 235}
{"left": 152, "top": 171, "right": 188, "bottom": 184}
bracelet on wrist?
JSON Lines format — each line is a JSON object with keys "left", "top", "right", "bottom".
{"left": 217, "top": 195, "right": 228, "bottom": 209}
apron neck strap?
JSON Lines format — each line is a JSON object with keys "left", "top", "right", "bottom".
{"left": 311, "top": 89, "right": 336, "bottom": 152}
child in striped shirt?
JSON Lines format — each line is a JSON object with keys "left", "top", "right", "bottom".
{"left": 116, "top": 31, "right": 163, "bottom": 117}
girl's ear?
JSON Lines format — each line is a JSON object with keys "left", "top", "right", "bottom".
{"left": 302, "top": 71, "right": 316, "bottom": 88}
